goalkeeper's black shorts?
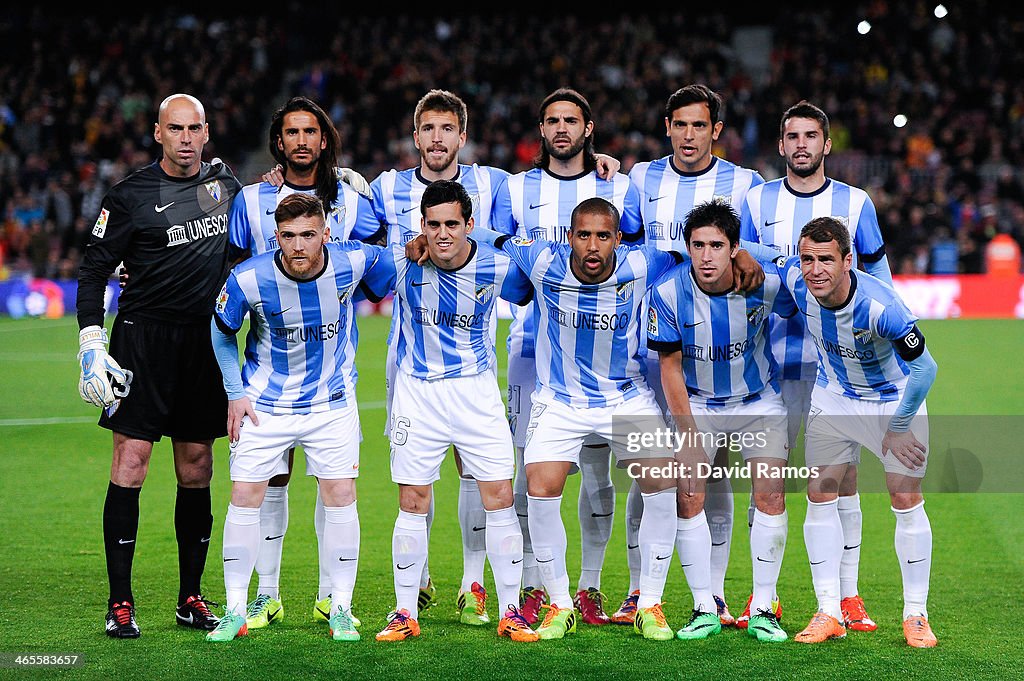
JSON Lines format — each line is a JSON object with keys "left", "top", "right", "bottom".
{"left": 98, "top": 315, "right": 228, "bottom": 442}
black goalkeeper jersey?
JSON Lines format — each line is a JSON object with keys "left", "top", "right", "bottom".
{"left": 77, "top": 160, "right": 242, "bottom": 328}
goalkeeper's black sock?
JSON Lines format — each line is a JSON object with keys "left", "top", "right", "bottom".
{"left": 175, "top": 485, "right": 213, "bottom": 604}
{"left": 103, "top": 481, "right": 140, "bottom": 608}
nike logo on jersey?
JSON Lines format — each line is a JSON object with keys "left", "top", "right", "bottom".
{"left": 683, "top": 321, "right": 704, "bottom": 329}
{"left": 410, "top": 281, "right": 427, "bottom": 287}
{"left": 155, "top": 202, "right": 175, "bottom": 213}
{"left": 396, "top": 563, "right": 414, "bottom": 570}
{"left": 265, "top": 208, "right": 275, "bottom": 215}
{"left": 270, "top": 308, "right": 291, "bottom": 317}
{"left": 401, "top": 206, "right": 418, "bottom": 214}
{"left": 265, "top": 535, "right": 284, "bottom": 541}
{"left": 117, "top": 538, "right": 135, "bottom": 545}
{"left": 648, "top": 195, "right": 666, "bottom": 203}
{"left": 529, "top": 203, "right": 548, "bottom": 210}
{"left": 764, "top": 219, "right": 784, "bottom": 227}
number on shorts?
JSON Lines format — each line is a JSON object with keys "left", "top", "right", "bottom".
{"left": 391, "top": 415, "right": 411, "bottom": 446}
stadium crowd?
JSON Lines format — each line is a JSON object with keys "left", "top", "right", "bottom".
{"left": 1, "top": 4, "right": 1021, "bottom": 281}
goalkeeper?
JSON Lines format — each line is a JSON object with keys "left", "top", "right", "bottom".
{"left": 75, "top": 93, "right": 243, "bottom": 639}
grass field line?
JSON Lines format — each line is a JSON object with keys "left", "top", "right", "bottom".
{"left": 0, "top": 316, "right": 78, "bottom": 332}
{"left": 0, "top": 400, "right": 390, "bottom": 427}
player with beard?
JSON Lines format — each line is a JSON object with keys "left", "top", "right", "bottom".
{"left": 740, "top": 101, "right": 892, "bottom": 633}
{"left": 226, "top": 96, "right": 383, "bottom": 632}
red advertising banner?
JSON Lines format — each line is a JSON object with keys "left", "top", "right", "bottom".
{"left": 893, "top": 275, "right": 1024, "bottom": 319}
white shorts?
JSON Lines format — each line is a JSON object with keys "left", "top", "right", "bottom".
{"left": 690, "top": 390, "right": 789, "bottom": 462}
{"left": 390, "top": 370, "right": 514, "bottom": 485}
{"left": 229, "top": 405, "right": 361, "bottom": 482}
{"left": 804, "top": 386, "right": 929, "bottom": 477}
{"left": 780, "top": 378, "right": 814, "bottom": 449}
{"left": 508, "top": 352, "right": 603, "bottom": 448}
{"left": 524, "top": 389, "right": 671, "bottom": 467}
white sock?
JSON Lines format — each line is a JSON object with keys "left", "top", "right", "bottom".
{"left": 638, "top": 489, "right": 676, "bottom": 609}
{"left": 420, "top": 495, "right": 434, "bottom": 589}
{"left": 514, "top": 447, "right": 540, "bottom": 589}
{"left": 314, "top": 487, "right": 330, "bottom": 601}
{"left": 705, "top": 478, "right": 734, "bottom": 598}
{"left": 527, "top": 495, "right": 572, "bottom": 608}
{"left": 625, "top": 480, "right": 643, "bottom": 593}
{"left": 674, "top": 512, "right": 714, "bottom": 613}
{"left": 838, "top": 493, "right": 863, "bottom": 599}
{"left": 804, "top": 498, "right": 843, "bottom": 619}
{"left": 459, "top": 477, "right": 487, "bottom": 592}
{"left": 323, "top": 502, "right": 359, "bottom": 615}
{"left": 750, "top": 509, "right": 788, "bottom": 614}
{"left": 393, "top": 510, "right": 428, "bottom": 619}
{"left": 893, "top": 501, "right": 931, "bottom": 620}
{"left": 485, "top": 506, "right": 524, "bottom": 615}
{"left": 223, "top": 504, "right": 260, "bottom": 616}
{"left": 577, "top": 445, "right": 614, "bottom": 593}
{"left": 255, "top": 485, "right": 288, "bottom": 600}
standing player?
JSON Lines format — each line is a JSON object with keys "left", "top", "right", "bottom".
{"left": 622, "top": 84, "right": 766, "bottom": 627}
{"left": 647, "top": 200, "right": 795, "bottom": 643}
{"left": 368, "top": 181, "right": 538, "bottom": 643}
{"left": 227, "top": 96, "right": 381, "bottom": 630}
{"left": 781, "top": 217, "right": 937, "bottom": 648}
{"left": 75, "top": 94, "right": 241, "bottom": 638}
{"left": 490, "top": 88, "right": 642, "bottom": 625}
{"left": 206, "top": 193, "right": 384, "bottom": 642}
{"left": 740, "top": 101, "right": 893, "bottom": 631}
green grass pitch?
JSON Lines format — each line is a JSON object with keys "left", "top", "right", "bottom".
{"left": 0, "top": 315, "right": 1021, "bottom": 679}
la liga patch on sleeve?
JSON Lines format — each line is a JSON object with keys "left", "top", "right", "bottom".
{"left": 92, "top": 208, "right": 109, "bottom": 238}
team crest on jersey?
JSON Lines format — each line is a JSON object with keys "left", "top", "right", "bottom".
{"left": 511, "top": 237, "right": 534, "bottom": 247}
{"left": 647, "top": 221, "right": 665, "bottom": 240}
{"left": 205, "top": 180, "right": 222, "bottom": 202}
{"left": 338, "top": 286, "right": 355, "bottom": 306}
{"left": 331, "top": 205, "right": 347, "bottom": 223}
{"left": 747, "top": 304, "right": 767, "bottom": 327}
{"left": 831, "top": 215, "right": 850, "bottom": 228}
{"left": 853, "top": 327, "right": 872, "bottom": 344}
{"left": 475, "top": 284, "right": 494, "bottom": 304}
{"left": 470, "top": 192, "right": 481, "bottom": 215}
{"left": 713, "top": 194, "right": 732, "bottom": 204}
{"left": 616, "top": 281, "right": 634, "bottom": 301}
{"left": 92, "top": 208, "right": 109, "bottom": 238}
{"left": 215, "top": 284, "right": 230, "bottom": 314}
{"left": 647, "top": 307, "right": 658, "bottom": 336}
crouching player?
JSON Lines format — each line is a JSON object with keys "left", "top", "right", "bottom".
{"left": 207, "top": 193, "right": 385, "bottom": 642}
{"left": 647, "top": 199, "right": 796, "bottom": 642}
{"left": 785, "top": 217, "right": 938, "bottom": 648}
{"left": 370, "top": 180, "right": 538, "bottom": 643}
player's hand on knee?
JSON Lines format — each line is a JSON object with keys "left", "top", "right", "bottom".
{"left": 882, "top": 429, "right": 927, "bottom": 470}
{"left": 732, "top": 249, "right": 765, "bottom": 292}
{"left": 77, "top": 325, "right": 132, "bottom": 408}
{"left": 262, "top": 164, "right": 285, "bottom": 187}
{"left": 227, "top": 397, "right": 259, "bottom": 444}
{"left": 405, "top": 233, "right": 430, "bottom": 265}
{"left": 594, "top": 153, "right": 620, "bottom": 179}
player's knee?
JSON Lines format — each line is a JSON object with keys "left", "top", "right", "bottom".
{"left": 676, "top": 491, "right": 706, "bottom": 518}
{"left": 889, "top": 490, "right": 923, "bottom": 510}
{"left": 398, "top": 485, "right": 432, "bottom": 514}
{"left": 753, "top": 490, "right": 785, "bottom": 515}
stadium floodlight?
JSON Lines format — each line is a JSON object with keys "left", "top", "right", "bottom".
{"left": 857, "top": 20, "right": 871, "bottom": 35}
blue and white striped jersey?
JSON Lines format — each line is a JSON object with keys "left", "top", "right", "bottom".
{"left": 371, "top": 164, "right": 510, "bottom": 246}
{"left": 214, "top": 242, "right": 383, "bottom": 414}
{"left": 781, "top": 263, "right": 916, "bottom": 401}
{"left": 739, "top": 177, "right": 890, "bottom": 381}
{"left": 647, "top": 264, "right": 796, "bottom": 407}
{"left": 629, "top": 155, "right": 764, "bottom": 253}
{"left": 498, "top": 236, "right": 678, "bottom": 408}
{"left": 228, "top": 179, "right": 382, "bottom": 256}
{"left": 366, "top": 242, "right": 533, "bottom": 381}
{"left": 491, "top": 168, "right": 644, "bottom": 359}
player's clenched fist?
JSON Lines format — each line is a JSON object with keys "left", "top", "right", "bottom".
{"left": 77, "top": 325, "right": 132, "bottom": 408}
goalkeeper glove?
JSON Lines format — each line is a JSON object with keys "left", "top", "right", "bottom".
{"left": 337, "top": 167, "right": 372, "bottom": 200}
{"left": 78, "top": 325, "right": 133, "bottom": 408}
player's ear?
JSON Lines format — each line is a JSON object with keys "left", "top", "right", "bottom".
{"left": 153, "top": 123, "right": 161, "bottom": 144}
{"left": 584, "top": 120, "right": 595, "bottom": 139}
{"left": 466, "top": 216, "right": 475, "bottom": 234}
{"left": 323, "top": 225, "right": 331, "bottom": 242}
{"left": 664, "top": 117, "right": 671, "bottom": 138}
{"left": 711, "top": 120, "right": 724, "bottom": 141}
